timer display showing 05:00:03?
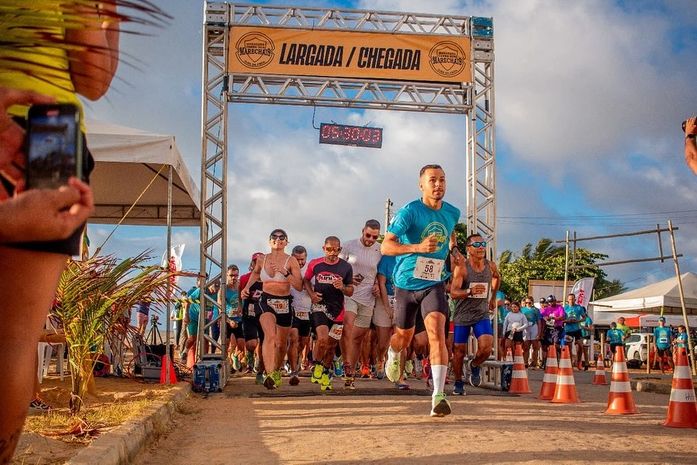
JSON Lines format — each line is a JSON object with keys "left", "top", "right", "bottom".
{"left": 319, "top": 123, "right": 383, "bottom": 149}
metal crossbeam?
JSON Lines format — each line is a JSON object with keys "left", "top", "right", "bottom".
{"left": 229, "top": 75, "right": 470, "bottom": 113}
{"left": 220, "top": 3, "right": 470, "bottom": 35}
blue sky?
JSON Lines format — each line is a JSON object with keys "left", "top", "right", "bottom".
{"left": 85, "top": 0, "right": 697, "bottom": 292}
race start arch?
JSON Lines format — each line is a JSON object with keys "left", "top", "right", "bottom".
{"left": 197, "top": 2, "right": 496, "bottom": 363}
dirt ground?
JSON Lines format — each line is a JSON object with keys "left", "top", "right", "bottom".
{"left": 133, "top": 369, "right": 697, "bottom": 465}
{"left": 12, "top": 375, "right": 178, "bottom": 465}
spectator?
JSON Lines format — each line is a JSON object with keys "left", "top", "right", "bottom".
{"left": 136, "top": 300, "right": 151, "bottom": 336}
{"left": 616, "top": 317, "right": 631, "bottom": 343}
{"left": 606, "top": 322, "right": 625, "bottom": 356}
{"left": 502, "top": 301, "right": 528, "bottom": 354}
{"left": 684, "top": 116, "right": 697, "bottom": 175}
{"left": 0, "top": 3, "right": 118, "bottom": 461}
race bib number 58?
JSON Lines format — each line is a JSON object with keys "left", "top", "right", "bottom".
{"left": 413, "top": 257, "right": 444, "bottom": 281}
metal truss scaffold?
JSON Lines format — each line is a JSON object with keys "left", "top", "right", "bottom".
{"left": 200, "top": 2, "right": 496, "bottom": 368}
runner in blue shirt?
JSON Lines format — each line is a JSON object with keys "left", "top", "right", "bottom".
{"left": 521, "top": 297, "right": 542, "bottom": 368}
{"left": 564, "top": 294, "right": 587, "bottom": 369}
{"left": 381, "top": 164, "right": 463, "bottom": 418}
{"left": 606, "top": 322, "right": 625, "bottom": 355}
{"left": 652, "top": 317, "right": 673, "bottom": 372}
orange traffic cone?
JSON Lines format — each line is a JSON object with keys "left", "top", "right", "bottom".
{"left": 505, "top": 347, "right": 513, "bottom": 362}
{"left": 539, "top": 346, "right": 558, "bottom": 400}
{"left": 160, "top": 354, "right": 178, "bottom": 385}
{"left": 551, "top": 345, "right": 580, "bottom": 403}
{"left": 592, "top": 353, "right": 608, "bottom": 385}
{"left": 605, "top": 345, "right": 637, "bottom": 414}
{"left": 509, "top": 344, "right": 532, "bottom": 393}
{"left": 664, "top": 348, "right": 697, "bottom": 428}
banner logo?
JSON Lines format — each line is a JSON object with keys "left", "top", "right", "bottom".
{"left": 235, "top": 32, "right": 275, "bottom": 69}
{"left": 429, "top": 41, "right": 466, "bottom": 78}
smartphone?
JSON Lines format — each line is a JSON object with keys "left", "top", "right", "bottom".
{"left": 25, "top": 104, "right": 82, "bottom": 190}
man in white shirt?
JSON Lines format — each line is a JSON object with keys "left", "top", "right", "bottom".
{"left": 339, "top": 219, "right": 382, "bottom": 389}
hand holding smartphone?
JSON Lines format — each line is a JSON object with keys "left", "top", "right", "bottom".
{"left": 25, "top": 104, "right": 82, "bottom": 190}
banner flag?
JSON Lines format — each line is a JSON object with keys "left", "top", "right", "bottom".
{"left": 571, "top": 277, "right": 595, "bottom": 312}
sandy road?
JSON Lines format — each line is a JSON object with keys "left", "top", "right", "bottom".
{"left": 133, "top": 370, "right": 697, "bottom": 465}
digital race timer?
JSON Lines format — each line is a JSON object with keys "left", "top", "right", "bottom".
{"left": 319, "top": 123, "right": 383, "bottom": 149}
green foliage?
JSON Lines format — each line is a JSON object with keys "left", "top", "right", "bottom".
{"left": 53, "top": 252, "right": 176, "bottom": 414}
{"left": 498, "top": 238, "right": 623, "bottom": 302}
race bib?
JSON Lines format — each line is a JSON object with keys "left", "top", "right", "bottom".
{"left": 247, "top": 305, "right": 256, "bottom": 317}
{"left": 311, "top": 303, "right": 328, "bottom": 314}
{"left": 413, "top": 256, "right": 444, "bottom": 281}
{"left": 295, "top": 310, "right": 309, "bottom": 321}
{"left": 469, "top": 282, "right": 489, "bottom": 299}
{"left": 329, "top": 324, "right": 344, "bottom": 340}
{"left": 659, "top": 336, "right": 668, "bottom": 344}
{"left": 268, "top": 298, "right": 290, "bottom": 314}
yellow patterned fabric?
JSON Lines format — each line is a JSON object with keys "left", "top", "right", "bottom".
{"left": 0, "top": 3, "right": 84, "bottom": 129}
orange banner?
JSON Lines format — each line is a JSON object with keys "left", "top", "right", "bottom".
{"left": 228, "top": 26, "right": 471, "bottom": 84}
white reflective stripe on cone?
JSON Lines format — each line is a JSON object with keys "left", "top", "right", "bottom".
{"left": 557, "top": 375, "right": 576, "bottom": 385}
{"left": 512, "top": 371, "right": 528, "bottom": 379}
{"left": 514, "top": 357, "right": 525, "bottom": 363}
{"left": 669, "top": 388, "right": 697, "bottom": 403}
{"left": 542, "top": 374, "right": 556, "bottom": 382}
{"left": 612, "top": 362, "right": 627, "bottom": 372}
{"left": 674, "top": 365, "right": 692, "bottom": 379}
{"left": 610, "top": 381, "right": 631, "bottom": 393}
{"left": 558, "top": 359, "right": 572, "bottom": 368}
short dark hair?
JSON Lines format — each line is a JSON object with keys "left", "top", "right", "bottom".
{"left": 465, "top": 233, "right": 483, "bottom": 245}
{"left": 324, "top": 236, "right": 341, "bottom": 245}
{"left": 227, "top": 264, "right": 238, "bottom": 272}
{"left": 419, "top": 164, "right": 443, "bottom": 177}
{"left": 269, "top": 228, "right": 288, "bottom": 238}
{"left": 364, "top": 219, "right": 380, "bottom": 230}
{"left": 292, "top": 245, "right": 307, "bottom": 255}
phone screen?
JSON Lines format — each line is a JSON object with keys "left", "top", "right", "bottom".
{"left": 26, "top": 105, "right": 80, "bottom": 189}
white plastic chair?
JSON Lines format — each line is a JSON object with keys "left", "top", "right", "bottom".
{"left": 37, "top": 342, "right": 66, "bottom": 383}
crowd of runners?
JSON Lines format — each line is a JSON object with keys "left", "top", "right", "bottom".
{"left": 174, "top": 164, "right": 600, "bottom": 417}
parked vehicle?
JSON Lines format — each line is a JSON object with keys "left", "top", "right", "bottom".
{"left": 625, "top": 332, "right": 651, "bottom": 367}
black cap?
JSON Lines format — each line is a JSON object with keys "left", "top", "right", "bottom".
{"left": 539, "top": 298, "right": 547, "bottom": 304}
{"left": 547, "top": 295, "right": 557, "bottom": 302}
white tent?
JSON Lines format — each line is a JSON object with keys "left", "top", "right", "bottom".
{"left": 86, "top": 120, "right": 200, "bottom": 226}
{"left": 590, "top": 272, "right": 697, "bottom": 325}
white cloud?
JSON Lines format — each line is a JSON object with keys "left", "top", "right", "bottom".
{"left": 83, "top": 0, "right": 697, "bottom": 292}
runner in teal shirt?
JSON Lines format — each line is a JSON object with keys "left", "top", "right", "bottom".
{"left": 652, "top": 317, "right": 673, "bottom": 371}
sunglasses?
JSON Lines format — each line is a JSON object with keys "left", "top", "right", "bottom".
{"left": 270, "top": 234, "right": 287, "bottom": 241}
{"left": 468, "top": 241, "right": 487, "bottom": 248}
{"left": 324, "top": 246, "right": 342, "bottom": 253}
{"left": 364, "top": 233, "right": 379, "bottom": 240}
{"left": 504, "top": 302, "right": 511, "bottom": 306}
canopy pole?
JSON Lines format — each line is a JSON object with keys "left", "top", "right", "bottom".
{"left": 165, "top": 165, "right": 173, "bottom": 384}
{"left": 667, "top": 220, "right": 697, "bottom": 375}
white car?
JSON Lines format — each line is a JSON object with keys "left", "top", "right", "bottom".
{"left": 625, "top": 333, "right": 651, "bottom": 366}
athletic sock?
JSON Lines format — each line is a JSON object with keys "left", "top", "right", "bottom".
{"left": 388, "top": 345, "right": 398, "bottom": 359}
{"left": 431, "top": 364, "right": 447, "bottom": 397}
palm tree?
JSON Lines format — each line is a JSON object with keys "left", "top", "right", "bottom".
{"left": 53, "top": 252, "right": 176, "bottom": 414}
{"left": 0, "top": 1, "right": 170, "bottom": 82}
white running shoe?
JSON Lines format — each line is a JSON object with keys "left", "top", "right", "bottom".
{"left": 385, "top": 346, "right": 402, "bottom": 383}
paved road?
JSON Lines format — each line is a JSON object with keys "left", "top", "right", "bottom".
{"left": 133, "top": 369, "right": 696, "bottom": 465}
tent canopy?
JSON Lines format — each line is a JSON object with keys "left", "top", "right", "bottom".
{"left": 86, "top": 120, "right": 200, "bottom": 226}
{"left": 590, "top": 272, "right": 697, "bottom": 317}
